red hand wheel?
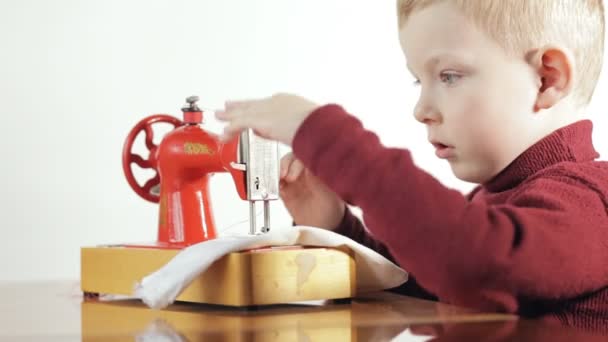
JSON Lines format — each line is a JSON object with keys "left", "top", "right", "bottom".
{"left": 122, "top": 114, "right": 183, "bottom": 203}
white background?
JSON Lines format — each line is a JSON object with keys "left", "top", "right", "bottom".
{"left": 1, "top": 0, "right": 607, "bottom": 282}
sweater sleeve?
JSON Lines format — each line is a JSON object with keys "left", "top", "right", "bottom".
{"left": 333, "top": 208, "right": 392, "bottom": 260}
{"left": 334, "top": 207, "right": 438, "bottom": 300}
{"left": 292, "top": 104, "right": 608, "bottom": 313}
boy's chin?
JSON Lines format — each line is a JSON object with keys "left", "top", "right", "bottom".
{"left": 450, "top": 162, "right": 494, "bottom": 184}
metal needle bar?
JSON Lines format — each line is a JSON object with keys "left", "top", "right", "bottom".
{"left": 263, "top": 200, "right": 270, "bottom": 233}
{"left": 249, "top": 201, "right": 256, "bottom": 235}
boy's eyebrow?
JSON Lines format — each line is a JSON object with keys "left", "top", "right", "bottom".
{"left": 408, "top": 52, "right": 473, "bottom": 76}
{"left": 406, "top": 51, "right": 473, "bottom": 78}
{"left": 426, "top": 52, "right": 473, "bottom": 70}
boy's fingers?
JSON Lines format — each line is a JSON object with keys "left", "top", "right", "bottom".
{"left": 216, "top": 100, "right": 254, "bottom": 121}
{"left": 225, "top": 99, "right": 264, "bottom": 113}
{"left": 219, "top": 122, "right": 247, "bottom": 142}
{"left": 224, "top": 100, "right": 248, "bottom": 111}
{"left": 214, "top": 110, "right": 230, "bottom": 120}
{"left": 279, "top": 180, "right": 289, "bottom": 195}
{"left": 279, "top": 179, "right": 303, "bottom": 200}
{"left": 285, "top": 158, "right": 305, "bottom": 182}
{"left": 280, "top": 153, "right": 295, "bottom": 178}
{"left": 215, "top": 107, "right": 248, "bottom": 121}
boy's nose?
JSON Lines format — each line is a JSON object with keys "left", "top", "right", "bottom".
{"left": 413, "top": 101, "right": 442, "bottom": 125}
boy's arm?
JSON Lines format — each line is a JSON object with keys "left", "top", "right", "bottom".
{"left": 292, "top": 104, "right": 608, "bottom": 314}
{"left": 334, "top": 208, "right": 438, "bottom": 300}
{"left": 333, "top": 208, "right": 391, "bottom": 258}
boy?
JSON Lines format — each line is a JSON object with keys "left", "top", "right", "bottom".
{"left": 215, "top": 0, "right": 607, "bottom": 331}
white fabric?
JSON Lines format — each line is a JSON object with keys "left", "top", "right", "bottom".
{"left": 134, "top": 226, "right": 408, "bottom": 309}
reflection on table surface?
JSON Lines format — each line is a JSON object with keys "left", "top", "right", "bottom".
{"left": 1, "top": 282, "right": 606, "bottom": 341}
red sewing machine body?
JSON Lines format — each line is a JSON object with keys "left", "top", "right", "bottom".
{"left": 122, "top": 97, "right": 246, "bottom": 248}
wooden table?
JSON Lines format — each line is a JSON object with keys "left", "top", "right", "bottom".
{"left": 1, "top": 282, "right": 605, "bottom": 341}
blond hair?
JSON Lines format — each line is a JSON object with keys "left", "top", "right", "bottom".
{"left": 397, "top": 0, "right": 605, "bottom": 106}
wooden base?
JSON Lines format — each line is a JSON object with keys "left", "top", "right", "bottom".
{"left": 81, "top": 245, "right": 356, "bottom": 306}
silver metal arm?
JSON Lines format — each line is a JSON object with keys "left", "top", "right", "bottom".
{"left": 238, "top": 129, "right": 279, "bottom": 234}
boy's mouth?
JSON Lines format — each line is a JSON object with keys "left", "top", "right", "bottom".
{"left": 431, "top": 141, "right": 455, "bottom": 159}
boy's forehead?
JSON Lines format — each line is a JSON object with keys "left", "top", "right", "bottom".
{"left": 399, "top": 4, "right": 498, "bottom": 69}
{"left": 400, "top": 4, "right": 477, "bottom": 51}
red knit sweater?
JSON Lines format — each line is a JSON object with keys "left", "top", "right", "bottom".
{"left": 292, "top": 104, "right": 608, "bottom": 331}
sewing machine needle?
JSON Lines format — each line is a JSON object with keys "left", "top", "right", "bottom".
{"left": 263, "top": 200, "right": 270, "bottom": 233}
{"left": 249, "top": 201, "right": 256, "bottom": 235}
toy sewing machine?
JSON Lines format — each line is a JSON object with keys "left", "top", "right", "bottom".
{"left": 80, "top": 96, "right": 355, "bottom": 306}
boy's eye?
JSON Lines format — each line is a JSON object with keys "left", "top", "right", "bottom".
{"left": 439, "top": 72, "right": 461, "bottom": 85}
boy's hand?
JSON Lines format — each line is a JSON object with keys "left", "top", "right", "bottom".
{"left": 280, "top": 152, "right": 346, "bottom": 230}
{"left": 215, "top": 93, "right": 319, "bottom": 146}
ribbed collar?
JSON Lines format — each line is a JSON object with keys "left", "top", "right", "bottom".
{"left": 483, "top": 120, "right": 599, "bottom": 193}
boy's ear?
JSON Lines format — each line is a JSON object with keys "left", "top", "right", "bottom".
{"left": 528, "top": 45, "right": 575, "bottom": 112}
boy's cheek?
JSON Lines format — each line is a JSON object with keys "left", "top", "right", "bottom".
{"left": 443, "top": 92, "right": 483, "bottom": 122}
{"left": 465, "top": 84, "right": 507, "bottom": 120}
